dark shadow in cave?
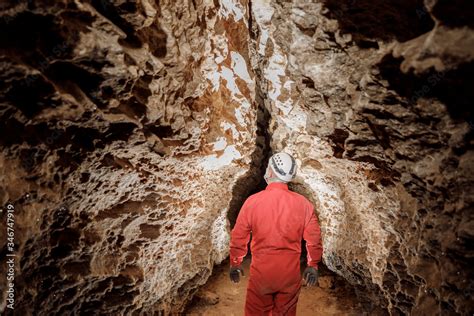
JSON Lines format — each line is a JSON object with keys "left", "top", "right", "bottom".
{"left": 0, "top": 11, "right": 77, "bottom": 64}
{"left": 321, "top": 0, "right": 435, "bottom": 44}
{"left": 90, "top": 0, "right": 143, "bottom": 48}
{"left": 0, "top": 11, "right": 73, "bottom": 118}
{"left": 90, "top": 0, "right": 168, "bottom": 58}
{"left": 377, "top": 54, "right": 474, "bottom": 132}
{"left": 430, "top": 0, "right": 474, "bottom": 28}
{"left": 4, "top": 74, "right": 61, "bottom": 118}
{"left": 45, "top": 61, "right": 106, "bottom": 106}
{"left": 0, "top": 7, "right": 108, "bottom": 116}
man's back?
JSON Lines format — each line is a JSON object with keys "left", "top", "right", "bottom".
{"left": 245, "top": 182, "right": 313, "bottom": 255}
{"left": 230, "top": 182, "right": 322, "bottom": 269}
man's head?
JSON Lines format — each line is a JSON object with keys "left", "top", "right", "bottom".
{"left": 264, "top": 152, "right": 297, "bottom": 184}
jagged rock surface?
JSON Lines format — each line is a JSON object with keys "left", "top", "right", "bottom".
{"left": 0, "top": 0, "right": 260, "bottom": 314}
{"left": 250, "top": 0, "right": 473, "bottom": 314}
{"left": 0, "top": 0, "right": 473, "bottom": 315}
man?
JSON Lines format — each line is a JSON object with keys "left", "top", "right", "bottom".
{"left": 229, "top": 152, "right": 323, "bottom": 316}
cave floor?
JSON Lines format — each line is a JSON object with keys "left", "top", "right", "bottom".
{"left": 186, "top": 258, "right": 365, "bottom": 316}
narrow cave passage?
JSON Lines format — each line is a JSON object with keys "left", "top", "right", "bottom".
{"left": 187, "top": 166, "right": 371, "bottom": 315}
{"left": 187, "top": 118, "right": 369, "bottom": 315}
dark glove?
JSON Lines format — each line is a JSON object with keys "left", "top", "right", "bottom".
{"left": 303, "top": 266, "right": 319, "bottom": 286}
{"left": 229, "top": 266, "right": 244, "bottom": 283}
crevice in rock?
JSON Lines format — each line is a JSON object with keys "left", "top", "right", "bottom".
{"left": 328, "top": 128, "right": 350, "bottom": 158}
{"left": 226, "top": 0, "right": 272, "bottom": 228}
{"left": 226, "top": 83, "right": 271, "bottom": 228}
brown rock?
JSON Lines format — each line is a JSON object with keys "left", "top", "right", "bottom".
{"left": 250, "top": 0, "right": 473, "bottom": 314}
{"left": 0, "top": 0, "right": 260, "bottom": 314}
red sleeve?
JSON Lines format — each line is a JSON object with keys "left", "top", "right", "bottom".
{"left": 303, "top": 201, "right": 323, "bottom": 269}
{"left": 229, "top": 198, "right": 252, "bottom": 267}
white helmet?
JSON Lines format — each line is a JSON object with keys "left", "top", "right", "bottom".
{"left": 267, "top": 152, "right": 297, "bottom": 183}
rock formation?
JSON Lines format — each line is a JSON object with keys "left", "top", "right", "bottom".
{"left": 250, "top": 0, "right": 474, "bottom": 314}
{"left": 0, "top": 0, "right": 260, "bottom": 314}
{"left": 0, "top": 0, "right": 472, "bottom": 315}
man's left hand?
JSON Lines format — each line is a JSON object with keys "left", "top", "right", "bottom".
{"left": 303, "top": 266, "right": 318, "bottom": 286}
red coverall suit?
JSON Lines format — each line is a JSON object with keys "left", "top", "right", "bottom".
{"left": 230, "top": 182, "right": 323, "bottom": 316}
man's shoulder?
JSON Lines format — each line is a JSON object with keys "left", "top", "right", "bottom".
{"left": 246, "top": 190, "right": 265, "bottom": 202}
{"left": 241, "top": 191, "right": 263, "bottom": 208}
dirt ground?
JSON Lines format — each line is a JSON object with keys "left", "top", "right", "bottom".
{"left": 186, "top": 258, "right": 366, "bottom": 316}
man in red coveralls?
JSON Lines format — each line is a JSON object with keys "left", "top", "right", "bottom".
{"left": 229, "top": 152, "right": 323, "bottom": 316}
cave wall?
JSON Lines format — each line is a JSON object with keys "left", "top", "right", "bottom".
{"left": 0, "top": 0, "right": 473, "bottom": 315}
{"left": 250, "top": 0, "right": 474, "bottom": 314}
{"left": 0, "top": 0, "right": 261, "bottom": 314}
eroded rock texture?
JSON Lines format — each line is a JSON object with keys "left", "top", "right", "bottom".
{"left": 0, "top": 0, "right": 261, "bottom": 314}
{"left": 0, "top": 0, "right": 473, "bottom": 315}
{"left": 250, "top": 0, "right": 473, "bottom": 314}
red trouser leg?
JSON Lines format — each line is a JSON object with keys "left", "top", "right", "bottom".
{"left": 245, "top": 277, "right": 273, "bottom": 316}
{"left": 244, "top": 253, "right": 301, "bottom": 316}
{"left": 271, "top": 282, "right": 301, "bottom": 316}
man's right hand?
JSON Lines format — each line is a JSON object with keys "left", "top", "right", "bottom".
{"left": 229, "top": 266, "right": 244, "bottom": 283}
{"left": 303, "top": 266, "right": 319, "bottom": 286}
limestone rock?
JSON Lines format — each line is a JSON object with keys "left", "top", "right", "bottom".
{"left": 0, "top": 0, "right": 260, "bottom": 314}
{"left": 250, "top": 0, "right": 473, "bottom": 314}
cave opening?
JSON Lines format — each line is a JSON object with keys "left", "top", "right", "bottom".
{"left": 226, "top": 79, "right": 272, "bottom": 228}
